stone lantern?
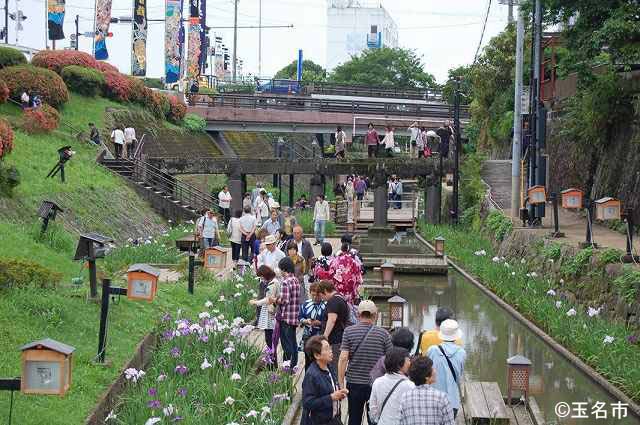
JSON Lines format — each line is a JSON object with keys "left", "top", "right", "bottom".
{"left": 380, "top": 261, "right": 395, "bottom": 285}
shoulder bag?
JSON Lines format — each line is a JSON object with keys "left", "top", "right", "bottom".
{"left": 438, "top": 345, "right": 458, "bottom": 383}
{"left": 369, "top": 378, "right": 407, "bottom": 425}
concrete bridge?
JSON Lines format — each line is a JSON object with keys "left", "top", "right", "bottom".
{"left": 188, "top": 93, "right": 470, "bottom": 135}
{"left": 147, "top": 157, "right": 449, "bottom": 227}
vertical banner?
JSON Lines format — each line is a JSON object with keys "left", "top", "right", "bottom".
{"left": 186, "top": 0, "right": 202, "bottom": 80}
{"left": 131, "top": 0, "right": 147, "bottom": 76}
{"left": 165, "top": 0, "right": 183, "bottom": 84}
{"left": 199, "top": 0, "right": 207, "bottom": 75}
{"left": 47, "top": 0, "right": 65, "bottom": 41}
{"left": 94, "top": 0, "right": 113, "bottom": 60}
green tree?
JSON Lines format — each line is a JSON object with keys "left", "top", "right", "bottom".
{"left": 541, "top": 0, "right": 640, "bottom": 74}
{"left": 329, "top": 47, "right": 436, "bottom": 88}
{"left": 274, "top": 59, "right": 327, "bottom": 82}
{"left": 441, "top": 65, "right": 474, "bottom": 105}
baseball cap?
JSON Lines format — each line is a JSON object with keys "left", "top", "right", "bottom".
{"left": 358, "top": 300, "right": 378, "bottom": 314}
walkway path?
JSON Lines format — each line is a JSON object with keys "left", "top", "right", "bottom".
{"left": 481, "top": 160, "right": 637, "bottom": 253}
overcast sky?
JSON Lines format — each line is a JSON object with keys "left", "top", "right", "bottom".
{"left": 7, "top": 0, "right": 512, "bottom": 83}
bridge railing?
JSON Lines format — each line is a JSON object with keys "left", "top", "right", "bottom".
{"left": 190, "top": 94, "right": 468, "bottom": 120}
{"left": 302, "top": 82, "right": 443, "bottom": 101}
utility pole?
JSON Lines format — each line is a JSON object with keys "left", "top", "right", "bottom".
{"left": 258, "top": 0, "right": 262, "bottom": 77}
{"left": 232, "top": 0, "right": 238, "bottom": 82}
{"left": 511, "top": 7, "right": 524, "bottom": 217}
{"left": 3, "top": 0, "right": 8, "bottom": 44}
{"left": 452, "top": 77, "right": 461, "bottom": 225}
{"left": 528, "top": 0, "right": 543, "bottom": 225}
{"left": 74, "top": 14, "right": 79, "bottom": 50}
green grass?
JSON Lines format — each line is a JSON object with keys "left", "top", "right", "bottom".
{"left": 294, "top": 208, "right": 336, "bottom": 236}
{"left": 0, "top": 94, "right": 166, "bottom": 241}
{"left": 419, "top": 222, "right": 640, "bottom": 402}
{"left": 0, "top": 273, "right": 236, "bottom": 424}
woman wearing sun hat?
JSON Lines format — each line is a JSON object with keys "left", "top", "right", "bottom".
{"left": 426, "top": 319, "right": 466, "bottom": 419}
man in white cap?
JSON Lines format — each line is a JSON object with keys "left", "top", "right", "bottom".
{"left": 339, "top": 300, "right": 392, "bottom": 425}
{"left": 426, "top": 319, "right": 466, "bottom": 419}
{"left": 257, "top": 234, "right": 285, "bottom": 271}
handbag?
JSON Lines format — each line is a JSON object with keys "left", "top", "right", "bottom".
{"left": 369, "top": 378, "right": 407, "bottom": 425}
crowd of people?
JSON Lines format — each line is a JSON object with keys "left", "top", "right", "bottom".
{"left": 193, "top": 178, "right": 468, "bottom": 424}
{"left": 300, "top": 304, "right": 467, "bottom": 425}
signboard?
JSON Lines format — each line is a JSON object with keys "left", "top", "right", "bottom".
{"left": 521, "top": 87, "right": 530, "bottom": 115}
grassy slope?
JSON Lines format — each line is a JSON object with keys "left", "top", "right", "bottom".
{"left": 0, "top": 94, "right": 166, "bottom": 244}
{"left": 0, "top": 95, "right": 214, "bottom": 423}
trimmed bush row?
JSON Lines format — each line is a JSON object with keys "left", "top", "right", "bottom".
{"left": 61, "top": 65, "right": 105, "bottom": 97}
{"left": 2, "top": 48, "right": 189, "bottom": 124}
{"left": 0, "top": 80, "right": 8, "bottom": 104}
{"left": 21, "top": 104, "right": 60, "bottom": 134}
{"left": 0, "top": 258, "right": 62, "bottom": 290}
{"left": 0, "top": 64, "right": 69, "bottom": 107}
{"left": 0, "top": 46, "right": 27, "bottom": 69}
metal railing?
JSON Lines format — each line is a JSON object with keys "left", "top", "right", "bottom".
{"left": 114, "top": 157, "right": 219, "bottom": 213}
{"left": 302, "top": 82, "right": 443, "bottom": 102}
{"left": 191, "top": 93, "right": 467, "bottom": 119}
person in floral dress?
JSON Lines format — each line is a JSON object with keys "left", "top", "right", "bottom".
{"left": 313, "top": 242, "right": 335, "bottom": 282}
{"left": 330, "top": 242, "right": 363, "bottom": 304}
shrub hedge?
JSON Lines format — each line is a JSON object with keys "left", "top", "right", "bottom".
{"left": 94, "top": 60, "right": 119, "bottom": 73}
{"left": 0, "top": 80, "right": 8, "bottom": 104}
{"left": 182, "top": 113, "right": 206, "bottom": 132}
{"left": 0, "top": 65, "right": 69, "bottom": 107}
{"left": 0, "top": 46, "right": 27, "bottom": 69}
{"left": 21, "top": 104, "right": 60, "bottom": 134}
{"left": 61, "top": 65, "right": 105, "bottom": 96}
{"left": 167, "top": 95, "right": 187, "bottom": 123}
{"left": 0, "top": 118, "right": 14, "bottom": 159}
{"left": 32, "top": 50, "right": 98, "bottom": 74}
{"left": 0, "top": 258, "right": 62, "bottom": 290}
{"left": 103, "top": 70, "right": 133, "bottom": 102}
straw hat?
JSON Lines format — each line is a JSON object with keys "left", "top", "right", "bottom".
{"left": 438, "top": 319, "right": 462, "bottom": 342}
{"left": 264, "top": 234, "right": 278, "bottom": 245}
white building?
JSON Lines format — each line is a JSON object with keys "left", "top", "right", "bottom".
{"left": 326, "top": 0, "right": 399, "bottom": 71}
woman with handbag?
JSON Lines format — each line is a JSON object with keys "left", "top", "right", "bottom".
{"left": 302, "top": 336, "right": 349, "bottom": 425}
{"left": 369, "top": 347, "right": 414, "bottom": 425}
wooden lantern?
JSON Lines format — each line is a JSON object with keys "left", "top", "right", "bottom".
{"left": 127, "top": 264, "right": 161, "bottom": 301}
{"left": 527, "top": 185, "right": 546, "bottom": 205}
{"left": 434, "top": 236, "right": 445, "bottom": 257}
{"left": 560, "top": 188, "right": 583, "bottom": 209}
{"left": 380, "top": 261, "right": 395, "bottom": 285}
{"left": 20, "top": 339, "right": 75, "bottom": 396}
{"left": 204, "top": 246, "right": 229, "bottom": 270}
{"left": 506, "top": 354, "right": 532, "bottom": 405}
{"left": 388, "top": 295, "right": 407, "bottom": 328}
{"left": 446, "top": 173, "right": 454, "bottom": 186}
{"left": 594, "top": 197, "right": 621, "bottom": 221}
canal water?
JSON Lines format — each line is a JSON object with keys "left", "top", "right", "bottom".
{"left": 376, "top": 271, "right": 639, "bottom": 424}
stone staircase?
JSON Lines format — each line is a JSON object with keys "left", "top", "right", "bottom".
{"left": 100, "top": 157, "right": 217, "bottom": 222}
{"left": 480, "top": 160, "right": 512, "bottom": 210}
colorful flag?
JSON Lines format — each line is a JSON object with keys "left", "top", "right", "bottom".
{"left": 131, "top": 0, "right": 148, "bottom": 76}
{"left": 165, "top": 0, "right": 184, "bottom": 83}
{"left": 94, "top": 0, "right": 113, "bottom": 60}
{"left": 47, "top": 0, "right": 65, "bottom": 41}
{"left": 199, "top": 0, "right": 207, "bottom": 74}
{"left": 186, "top": 0, "right": 202, "bottom": 79}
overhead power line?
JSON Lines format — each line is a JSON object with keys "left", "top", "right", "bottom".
{"left": 473, "top": 0, "right": 492, "bottom": 63}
